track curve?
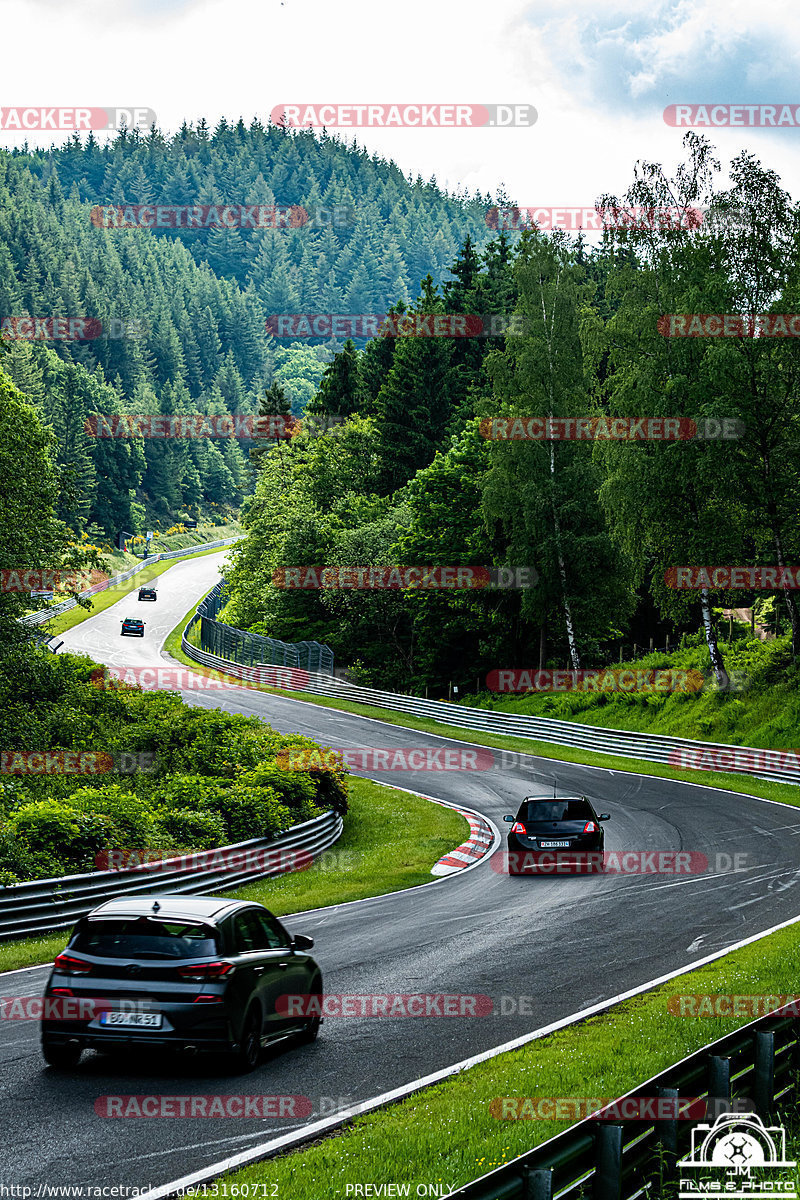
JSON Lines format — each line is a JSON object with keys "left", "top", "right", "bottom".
{"left": 2, "top": 552, "right": 799, "bottom": 1191}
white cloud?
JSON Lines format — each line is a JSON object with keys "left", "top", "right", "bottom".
{"left": 1, "top": 0, "right": 799, "bottom": 217}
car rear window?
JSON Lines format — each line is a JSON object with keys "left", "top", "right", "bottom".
{"left": 73, "top": 917, "right": 219, "bottom": 959}
{"left": 518, "top": 799, "right": 593, "bottom": 822}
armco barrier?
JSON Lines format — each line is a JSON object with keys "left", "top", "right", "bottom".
{"left": 181, "top": 601, "right": 800, "bottom": 789}
{"left": 0, "top": 809, "right": 342, "bottom": 941}
{"left": 19, "top": 537, "right": 240, "bottom": 627}
{"left": 446, "top": 1012, "right": 799, "bottom": 1200}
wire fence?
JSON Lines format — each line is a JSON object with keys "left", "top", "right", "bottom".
{"left": 186, "top": 581, "right": 334, "bottom": 674}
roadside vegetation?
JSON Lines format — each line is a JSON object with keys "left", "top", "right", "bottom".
{"left": 0, "top": 649, "right": 348, "bottom": 886}
{"left": 0, "top": 776, "right": 468, "bottom": 973}
{"left": 461, "top": 633, "right": 800, "bottom": 749}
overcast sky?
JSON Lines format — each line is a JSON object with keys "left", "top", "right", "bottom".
{"left": 3, "top": 0, "right": 800, "bottom": 209}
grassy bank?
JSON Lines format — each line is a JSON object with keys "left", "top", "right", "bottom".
{"left": 459, "top": 635, "right": 800, "bottom": 750}
{"left": 0, "top": 777, "right": 467, "bottom": 974}
{"left": 221, "top": 918, "right": 800, "bottom": 1198}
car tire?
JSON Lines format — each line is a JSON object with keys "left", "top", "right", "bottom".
{"left": 42, "top": 1040, "right": 82, "bottom": 1069}
{"left": 298, "top": 982, "right": 322, "bottom": 1043}
{"left": 231, "top": 1006, "right": 262, "bottom": 1073}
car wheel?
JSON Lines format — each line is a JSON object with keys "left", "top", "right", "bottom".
{"left": 231, "top": 1007, "right": 261, "bottom": 1073}
{"left": 298, "top": 984, "right": 322, "bottom": 1043}
{"left": 42, "top": 1040, "right": 82, "bottom": 1069}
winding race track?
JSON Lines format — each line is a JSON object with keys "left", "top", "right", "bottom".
{"left": 2, "top": 552, "right": 799, "bottom": 1191}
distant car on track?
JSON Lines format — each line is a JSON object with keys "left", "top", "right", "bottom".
{"left": 120, "top": 617, "right": 145, "bottom": 636}
{"left": 137, "top": 586, "right": 157, "bottom": 601}
{"left": 40, "top": 895, "right": 322, "bottom": 1072}
{"left": 504, "top": 795, "right": 610, "bottom": 875}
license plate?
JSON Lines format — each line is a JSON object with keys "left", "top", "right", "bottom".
{"left": 539, "top": 840, "right": 570, "bottom": 848}
{"left": 99, "top": 1011, "right": 162, "bottom": 1028}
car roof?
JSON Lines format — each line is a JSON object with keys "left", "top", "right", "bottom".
{"left": 522, "top": 794, "right": 587, "bottom": 802}
{"left": 88, "top": 895, "right": 256, "bottom": 922}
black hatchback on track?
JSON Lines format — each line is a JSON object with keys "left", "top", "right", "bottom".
{"left": 40, "top": 895, "right": 322, "bottom": 1072}
{"left": 504, "top": 795, "right": 610, "bottom": 874}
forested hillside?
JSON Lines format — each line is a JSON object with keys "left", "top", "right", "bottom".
{"left": 3, "top": 123, "right": 799, "bottom": 702}
{"left": 0, "top": 120, "right": 497, "bottom": 538}
{"left": 221, "top": 136, "right": 800, "bottom": 695}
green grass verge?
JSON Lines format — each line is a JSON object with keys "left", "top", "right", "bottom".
{"left": 43, "top": 544, "right": 236, "bottom": 637}
{"left": 0, "top": 777, "right": 468, "bottom": 974}
{"left": 223, "top": 777, "right": 467, "bottom": 914}
{"left": 221, "top": 919, "right": 800, "bottom": 1198}
{"left": 456, "top": 636, "right": 800, "bottom": 750}
{"left": 160, "top": 613, "right": 800, "bottom": 815}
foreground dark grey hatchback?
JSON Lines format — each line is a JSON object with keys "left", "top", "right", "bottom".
{"left": 40, "top": 895, "right": 322, "bottom": 1072}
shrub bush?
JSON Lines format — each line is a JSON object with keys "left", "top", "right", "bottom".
{"left": 158, "top": 807, "right": 227, "bottom": 848}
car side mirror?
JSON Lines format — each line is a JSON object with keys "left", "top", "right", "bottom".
{"left": 503, "top": 815, "right": 514, "bottom": 822}
{"left": 599, "top": 814, "right": 611, "bottom": 821}
{"left": 292, "top": 934, "right": 314, "bottom": 950}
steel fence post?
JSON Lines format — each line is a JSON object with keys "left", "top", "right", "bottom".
{"left": 593, "top": 1123, "right": 623, "bottom": 1199}
{"left": 520, "top": 1165, "right": 553, "bottom": 1199}
{"left": 753, "top": 1030, "right": 775, "bottom": 1116}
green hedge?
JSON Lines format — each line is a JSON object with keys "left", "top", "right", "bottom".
{"left": 0, "top": 649, "right": 349, "bottom": 883}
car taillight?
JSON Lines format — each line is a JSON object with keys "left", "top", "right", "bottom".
{"left": 583, "top": 821, "right": 598, "bottom": 833}
{"left": 53, "top": 954, "right": 93, "bottom": 975}
{"left": 50, "top": 987, "right": 74, "bottom": 996}
{"left": 510, "top": 822, "right": 526, "bottom": 834}
{"left": 176, "top": 961, "right": 235, "bottom": 982}
{"left": 194, "top": 994, "right": 225, "bottom": 1005}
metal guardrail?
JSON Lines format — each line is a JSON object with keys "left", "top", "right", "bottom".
{"left": 0, "top": 809, "right": 342, "bottom": 941}
{"left": 186, "top": 581, "right": 334, "bottom": 674}
{"left": 180, "top": 623, "right": 800, "bottom": 788}
{"left": 446, "top": 1012, "right": 799, "bottom": 1200}
{"left": 19, "top": 537, "right": 240, "bottom": 627}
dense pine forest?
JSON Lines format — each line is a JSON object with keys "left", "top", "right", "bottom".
{"left": 0, "top": 119, "right": 497, "bottom": 538}
{"left": 2, "top": 124, "right": 800, "bottom": 698}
